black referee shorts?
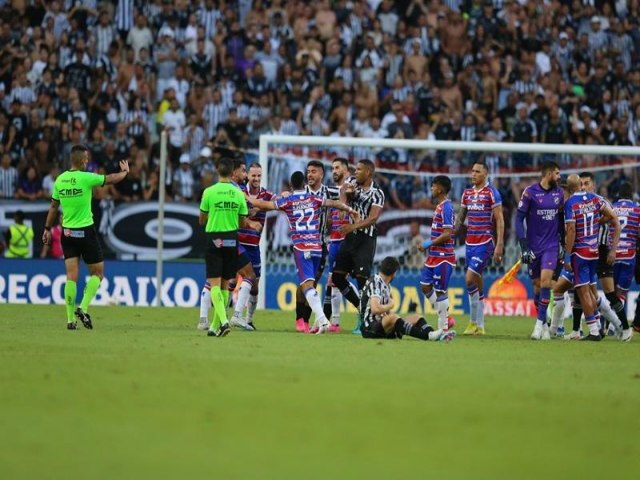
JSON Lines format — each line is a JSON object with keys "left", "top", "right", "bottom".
{"left": 61, "top": 225, "right": 104, "bottom": 264}
{"left": 205, "top": 235, "right": 238, "bottom": 280}
{"left": 334, "top": 232, "right": 376, "bottom": 278}
{"left": 596, "top": 245, "right": 614, "bottom": 278}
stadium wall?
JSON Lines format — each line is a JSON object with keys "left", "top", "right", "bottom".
{"left": 2, "top": 260, "right": 638, "bottom": 319}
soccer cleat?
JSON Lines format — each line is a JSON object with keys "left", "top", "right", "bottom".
{"left": 207, "top": 329, "right": 217, "bottom": 337}
{"left": 447, "top": 316, "right": 456, "bottom": 329}
{"left": 74, "top": 308, "right": 93, "bottom": 330}
{"left": 438, "top": 329, "right": 457, "bottom": 342}
{"left": 564, "top": 330, "right": 583, "bottom": 340}
{"left": 315, "top": 322, "right": 330, "bottom": 335}
{"left": 463, "top": 322, "right": 478, "bottom": 335}
{"left": 352, "top": 326, "right": 361, "bottom": 335}
{"left": 308, "top": 325, "right": 319, "bottom": 334}
{"left": 531, "top": 322, "right": 543, "bottom": 340}
{"left": 247, "top": 321, "right": 257, "bottom": 331}
{"left": 67, "top": 321, "right": 77, "bottom": 330}
{"left": 231, "top": 313, "right": 253, "bottom": 330}
{"left": 555, "top": 326, "right": 565, "bottom": 338}
{"left": 621, "top": 329, "right": 632, "bottom": 342}
{"left": 329, "top": 324, "right": 341, "bottom": 333}
{"left": 582, "top": 333, "right": 602, "bottom": 341}
{"left": 217, "top": 323, "right": 231, "bottom": 337}
{"left": 541, "top": 323, "right": 551, "bottom": 340}
{"left": 296, "top": 319, "right": 309, "bottom": 333}
{"left": 197, "top": 319, "right": 210, "bottom": 331}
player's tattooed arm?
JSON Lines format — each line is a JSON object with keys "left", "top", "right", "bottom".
{"left": 454, "top": 206, "right": 467, "bottom": 236}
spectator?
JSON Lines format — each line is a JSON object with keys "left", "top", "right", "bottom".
{"left": 2, "top": 210, "right": 34, "bottom": 259}
{"left": 16, "top": 166, "right": 44, "bottom": 201}
{"left": 173, "top": 153, "right": 195, "bottom": 202}
{"left": 163, "top": 98, "right": 186, "bottom": 165}
{"left": 0, "top": 153, "right": 18, "bottom": 199}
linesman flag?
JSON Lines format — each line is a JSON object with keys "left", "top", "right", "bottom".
{"left": 496, "top": 259, "right": 522, "bottom": 287}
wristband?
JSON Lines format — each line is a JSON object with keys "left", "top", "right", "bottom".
{"left": 564, "top": 254, "right": 571, "bottom": 265}
{"left": 44, "top": 226, "right": 51, "bottom": 231}
{"left": 422, "top": 240, "right": 433, "bottom": 249}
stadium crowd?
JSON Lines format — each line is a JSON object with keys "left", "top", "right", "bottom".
{"left": 0, "top": 0, "right": 639, "bottom": 221}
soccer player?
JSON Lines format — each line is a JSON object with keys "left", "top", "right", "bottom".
{"left": 332, "top": 159, "right": 385, "bottom": 319}
{"left": 235, "top": 162, "right": 274, "bottom": 327}
{"left": 248, "top": 171, "right": 358, "bottom": 334}
{"left": 455, "top": 162, "right": 504, "bottom": 335}
{"left": 419, "top": 175, "right": 457, "bottom": 332}
{"left": 322, "top": 157, "right": 352, "bottom": 332}
{"left": 42, "top": 144, "right": 129, "bottom": 330}
{"left": 563, "top": 174, "right": 619, "bottom": 341}
{"left": 360, "top": 256, "right": 456, "bottom": 342}
{"left": 199, "top": 157, "right": 256, "bottom": 337}
{"left": 515, "top": 161, "right": 564, "bottom": 340}
{"left": 611, "top": 182, "right": 638, "bottom": 341}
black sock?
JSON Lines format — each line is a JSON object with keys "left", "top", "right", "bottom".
{"left": 323, "top": 285, "right": 332, "bottom": 319}
{"left": 333, "top": 273, "right": 360, "bottom": 308}
{"left": 302, "top": 304, "right": 312, "bottom": 323}
{"left": 572, "top": 306, "right": 582, "bottom": 331}
{"left": 634, "top": 298, "right": 640, "bottom": 327}
{"left": 606, "top": 292, "right": 629, "bottom": 329}
{"left": 296, "top": 301, "right": 306, "bottom": 321}
{"left": 395, "top": 317, "right": 433, "bottom": 341}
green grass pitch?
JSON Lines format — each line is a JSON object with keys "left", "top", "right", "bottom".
{"left": 0, "top": 304, "right": 639, "bottom": 480}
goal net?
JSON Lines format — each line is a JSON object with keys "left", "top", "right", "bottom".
{"left": 255, "top": 135, "right": 640, "bottom": 316}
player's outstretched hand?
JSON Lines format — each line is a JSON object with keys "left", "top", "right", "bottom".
{"left": 42, "top": 230, "right": 51, "bottom": 246}
{"left": 119, "top": 159, "right": 130, "bottom": 173}
{"left": 493, "top": 244, "right": 504, "bottom": 265}
{"left": 249, "top": 221, "right": 263, "bottom": 233}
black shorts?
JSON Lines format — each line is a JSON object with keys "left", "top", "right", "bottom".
{"left": 61, "top": 225, "right": 104, "bottom": 264}
{"left": 237, "top": 248, "right": 251, "bottom": 270}
{"left": 361, "top": 319, "right": 399, "bottom": 339}
{"left": 205, "top": 234, "right": 238, "bottom": 280}
{"left": 314, "top": 242, "right": 329, "bottom": 283}
{"left": 596, "top": 245, "right": 614, "bottom": 277}
{"left": 334, "top": 232, "right": 376, "bottom": 278}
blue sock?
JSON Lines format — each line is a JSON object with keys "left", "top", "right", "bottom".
{"left": 537, "top": 288, "right": 550, "bottom": 324}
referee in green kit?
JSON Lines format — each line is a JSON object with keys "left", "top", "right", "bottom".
{"left": 43, "top": 144, "right": 129, "bottom": 330}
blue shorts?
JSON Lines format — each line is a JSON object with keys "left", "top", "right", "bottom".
{"left": 528, "top": 248, "right": 558, "bottom": 279}
{"left": 614, "top": 259, "right": 636, "bottom": 291}
{"left": 241, "top": 244, "right": 261, "bottom": 278}
{"left": 294, "top": 249, "right": 322, "bottom": 284}
{"left": 466, "top": 243, "right": 494, "bottom": 276}
{"left": 570, "top": 256, "right": 598, "bottom": 287}
{"left": 420, "top": 263, "right": 453, "bottom": 292}
{"left": 328, "top": 240, "right": 343, "bottom": 275}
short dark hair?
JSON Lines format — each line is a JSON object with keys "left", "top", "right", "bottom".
{"left": 379, "top": 256, "right": 400, "bottom": 276}
{"left": 358, "top": 158, "right": 375, "bottom": 172}
{"left": 432, "top": 175, "right": 452, "bottom": 194}
{"left": 579, "top": 171, "right": 595, "bottom": 181}
{"left": 541, "top": 161, "right": 560, "bottom": 175}
{"left": 14, "top": 210, "right": 25, "bottom": 222}
{"left": 290, "top": 171, "right": 305, "bottom": 190}
{"left": 474, "top": 161, "right": 489, "bottom": 172}
{"left": 332, "top": 157, "right": 349, "bottom": 169}
{"left": 619, "top": 181, "right": 633, "bottom": 199}
{"left": 307, "top": 160, "right": 325, "bottom": 173}
{"left": 70, "top": 144, "right": 89, "bottom": 165}
{"left": 248, "top": 162, "right": 262, "bottom": 170}
{"left": 216, "top": 157, "right": 233, "bottom": 177}
{"left": 232, "top": 158, "right": 245, "bottom": 171}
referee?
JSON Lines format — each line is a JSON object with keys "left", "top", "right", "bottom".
{"left": 332, "top": 159, "right": 385, "bottom": 311}
{"left": 42, "top": 144, "right": 129, "bottom": 330}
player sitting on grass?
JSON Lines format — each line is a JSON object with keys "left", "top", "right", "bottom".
{"left": 360, "top": 256, "right": 456, "bottom": 342}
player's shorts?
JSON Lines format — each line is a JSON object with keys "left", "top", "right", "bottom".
{"left": 596, "top": 245, "right": 614, "bottom": 277}
{"left": 237, "top": 244, "right": 252, "bottom": 270}
{"left": 314, "top": 242, "right": 329, "bottom": 283}
{"left": 465, "top": 242, "right": 494, "bottom": 276}
{"left": 614, "top": 259, "right": 636, "bottom": 291}
{"left": 420, "top": 262, "right": 453, "bottom": 292}
{"left": 240, "top": 244, "right": 261, "bottom": 278}
{"left": 327, "top": 240, "right": 343, "bottom": 275}
{"left": 570, "top": 255, "right": 598, "bottom": 288}
{"left": 558, "top": 265, "right": 596, "bottom": 286}
{"left": 293, "top": 248, "right": 322, "bottom": 284}
{"left": 528, "top": 248, "right": 558, "bottom": 279}
{"left": 361, "top": 319, "right": 399, "bottom": 339}
{"left": 334, "top": 232, "right": 376, "bottom": 278}
{"left": 205, "top": 235, "right": 238, "bottom": 280}
{"left": 61, "top": 225, "right": 104, "bottom": 264}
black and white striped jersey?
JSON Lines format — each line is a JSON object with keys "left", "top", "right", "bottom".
{"left": 360, "top": 274, "right": 391, "bottom": 328}
{"left": 597, "top": 195, "right": 613, "bottom": 248}
{"left": 306, "top": 183, "right": 340, "bottom": 244}
{"left": 346, "top": 178, "right": 385, "bottom": 237}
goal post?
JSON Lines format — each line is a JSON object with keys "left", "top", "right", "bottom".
{"left": 256, "top": 134, "right": 640, "bottom": 310}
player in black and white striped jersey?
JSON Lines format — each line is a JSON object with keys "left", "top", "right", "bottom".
{"left": 360, "top": 256, "right": 456, "bottom": 342}
{"left": 331, "top": 159, "right": 385, "bottom": 331}
{"left": 579, "top": 172, "right": 629, "bottom": 335}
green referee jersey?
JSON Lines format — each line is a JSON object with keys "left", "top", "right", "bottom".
{"left": 52, "top": 170, "right": 106, "bottom": 229}
{"left": 200, "top": 182, "right": 248, "bottom": 233}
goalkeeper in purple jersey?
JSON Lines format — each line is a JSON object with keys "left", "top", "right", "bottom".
{"left": 515, "top": 161, "right": 564, "bottom": 340}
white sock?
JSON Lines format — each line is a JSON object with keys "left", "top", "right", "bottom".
{"left": 234, "top": 279, "right": 253, "bottom": 317}
{"left": 425, "top": 289, "right": 437, "bottom": 309}
{"left": 468, "top": 291, "right": 480, "bottom": 324}
{"left": 331, "top": 288, "right": 342, "bottom": 324}
{"left": 598, "top": 297, "right": 621, "bottom": 330}
{"left": 477, "top": 295, "right": 485, "bottom": 328}
{"left": 551, "top": 295, "right": 565, "bottom": 330}
{"left": 436, "top": 294, "right": 449, "bottom": 330}
{"left": 304, "top": 287, "right": 328, "bottom": 326}
{"left": 247, "top": 294, "right": 258, "bottom": 322}
{"left": 200, "top": 283, "right": 211, "bottom": 322}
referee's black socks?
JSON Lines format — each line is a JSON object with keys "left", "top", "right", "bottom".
{"left": 605, "top": 292, "right": 629, "bottom": 330}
